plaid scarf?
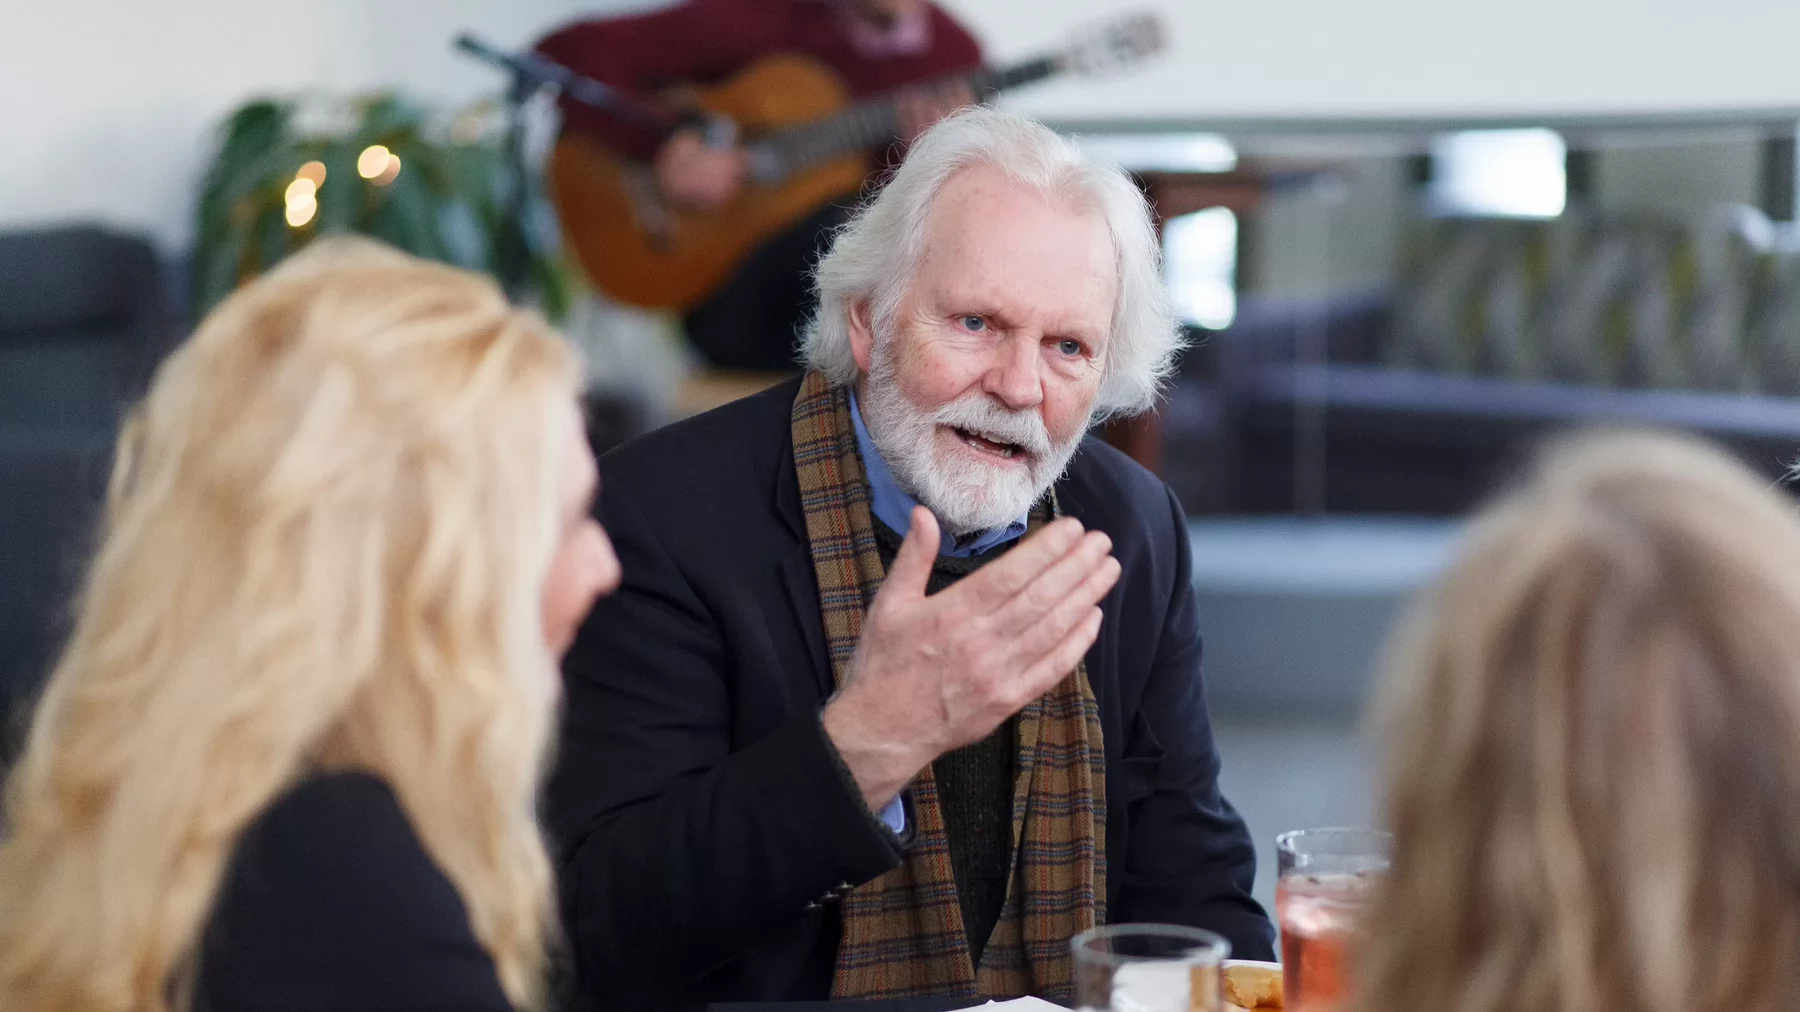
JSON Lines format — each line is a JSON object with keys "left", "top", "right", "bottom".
{"left": 789, "top": 370, "right": 1107, "bottom": 1002}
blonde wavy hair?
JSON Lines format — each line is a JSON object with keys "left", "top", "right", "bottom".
{"left": 1356, "top": 429, "right": 1800, "bottom": 1012}
{"left": 0, "top": 239, "right": 580, "bottom": 1012}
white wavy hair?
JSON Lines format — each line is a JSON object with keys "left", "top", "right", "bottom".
{"left": 800, "top": 106, "right": 1183, "bottom": 421}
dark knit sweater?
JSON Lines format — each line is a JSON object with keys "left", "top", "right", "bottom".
{"left": 871, "top": 518, "right": 1016, "bottom": 966}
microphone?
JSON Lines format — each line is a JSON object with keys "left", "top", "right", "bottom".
{"left": 452, "top": 33, "right": 669, "bottom": 129}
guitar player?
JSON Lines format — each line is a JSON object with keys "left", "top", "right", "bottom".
{"left": 536, "top": 0, "right": 982, "bottom": 372}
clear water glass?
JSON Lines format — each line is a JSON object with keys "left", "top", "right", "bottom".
{"left": 1072, "top": 923, "right": 1230, "bottom": 1012}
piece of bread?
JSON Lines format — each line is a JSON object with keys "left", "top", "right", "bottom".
{"left": 1222, "top": 964, "right": 1284, "bottom": 1009}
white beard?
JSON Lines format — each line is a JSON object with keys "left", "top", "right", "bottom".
{"left": 859, "top": 342, "right": 1088, "bottom": 537}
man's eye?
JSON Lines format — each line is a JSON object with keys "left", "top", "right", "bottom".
{"left": 959, "top": 315, "right": 986, "bottom": 332}
{"left": 1057, "top": 339, "right": 1085, "bottom": 357}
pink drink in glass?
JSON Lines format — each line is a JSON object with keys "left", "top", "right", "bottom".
{"left": 1275, "top": 829, "right": 1389, "bottom": 1012}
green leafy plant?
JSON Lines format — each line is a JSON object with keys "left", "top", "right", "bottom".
{"left": 191, "top": 92, "right": 571, "bottom": 319}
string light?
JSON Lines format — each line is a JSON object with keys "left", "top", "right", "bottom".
{"left": 284, "top": 177, "right": 316, "bottom": 205}
{"left": 285, "top": 195, "right": 317, "bottom": 228}
{"left": 357, "top": 144, "right": 392, "bottom": 180}
{"left": 284, "top": 161, "right": 320, "bottom": 229}
{"left": 372, "top": 154, "right": 401, "bottom": 187}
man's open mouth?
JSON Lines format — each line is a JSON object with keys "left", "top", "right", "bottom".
{"left": 950, "top": 426, "right": 1026, "bottom": 460}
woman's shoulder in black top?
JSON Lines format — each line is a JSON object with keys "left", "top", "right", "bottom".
{"left": 198, "top": 770, "right": 513, "bottom": 1012}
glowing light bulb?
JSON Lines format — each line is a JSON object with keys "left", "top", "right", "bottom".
{"left": 357, "top": 145, "right": 392, "bottom": 179}
{"left": 284, "top": 177, "right": 316, "bottom": 205}
{"left": 296, "top": 160, "right": 327, "bottom": 187}
{"left": 372, "top": 154, "right": 401, "bottom": 187}
{"left": 285, "top": 195, "right": 317, "bottom": 228}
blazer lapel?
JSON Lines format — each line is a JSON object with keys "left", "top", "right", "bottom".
{"left": 775, "top": 424, "right": 836, "bottom": 697}
{"left": 779, "top": 547, "right": 836, "bottom": 697}
{"left": 1054, "top": 467, "right": 1118, "bottom": 714}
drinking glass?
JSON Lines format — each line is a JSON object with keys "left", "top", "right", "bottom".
{"left": 1072, "top": 923, "right": 1230, "bottom": 1012}
{"left": 1275, "top": 828, "right": 1391, "bottom": 1012}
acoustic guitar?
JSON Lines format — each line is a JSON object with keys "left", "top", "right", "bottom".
{"left": 549, "top": 13, "right": 1166, "bottom": 312}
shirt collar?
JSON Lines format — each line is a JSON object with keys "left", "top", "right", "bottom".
{"left": 849, "top": 387, "right": 1030, "bottom": 559}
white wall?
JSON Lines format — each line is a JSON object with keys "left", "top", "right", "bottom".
{"left": 945, "top": 0, "right": 1800, "bottom": 124}
{"left": 7, "top": 0, "right": 1800, "bottom": 253}
{"left": 0, "top": 0, "right": 665, "bottom": 250}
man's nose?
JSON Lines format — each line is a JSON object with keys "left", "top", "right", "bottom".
{"left": 981, "top": 333, "right": 1044, "bottom": 411}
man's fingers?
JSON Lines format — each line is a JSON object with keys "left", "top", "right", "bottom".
{"left": 986, "top": 529, "right": 1114, "bottom": 630}
{"left": 949, "top": 517, "right": 1087, "bottom": 610}
{"left": 877, "top": 506, "right": 939, "bottom": 604}
{"left": 1007, "top": 608, "right": 1105, "bottom": 710}
{"left": 1037, "top": 608, "right": 1106, "bottom": 685}
{"left": 1006, "top": 553, "right": 1120, "bottom": 667}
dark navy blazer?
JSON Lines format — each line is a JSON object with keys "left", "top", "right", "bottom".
{"left": 550, "top": 378, "right": 1274, "bottom": 1011}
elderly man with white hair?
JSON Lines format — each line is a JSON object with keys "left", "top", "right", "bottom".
{"left": 549, "top": 107, "right": 1274, "bottom": 1012}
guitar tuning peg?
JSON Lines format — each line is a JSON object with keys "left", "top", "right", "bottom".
{"left": 1065, "top": 10, "right": 1169, "bottom": 76}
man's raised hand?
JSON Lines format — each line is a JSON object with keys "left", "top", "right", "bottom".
{"left": 821, "top": 506, "right": 1120, "bottom": 809}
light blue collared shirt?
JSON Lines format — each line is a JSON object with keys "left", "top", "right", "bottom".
{"left": 849, "top": 389, "right": 1031, "bottom": 559}
{"left": 847, "top": 389, "right": 1032, "bottom": 834}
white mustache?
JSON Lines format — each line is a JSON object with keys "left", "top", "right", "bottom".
{"left": 931, "top": 394, "right": 1054, "bottom": 459}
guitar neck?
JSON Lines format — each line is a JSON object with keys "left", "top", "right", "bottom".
{"left": 750, "top": 55, "right": 1063, "bottom": 182}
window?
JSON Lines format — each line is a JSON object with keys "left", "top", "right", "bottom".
{"left": 1164, "top": 206, "right": 1238, "bottom": 330}
{"left": 1430, "top": 128, "right": 1567, "bottom": 219}
{"left": 1071, "top": 132, "right": 1241, "bottom": 329}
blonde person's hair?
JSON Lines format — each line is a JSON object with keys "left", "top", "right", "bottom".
{"left": 0, "top": 239, "right": 579, "bottom": 1012}
{"left": 1356, "top": 429, "right": 1800, "bottom": 1012}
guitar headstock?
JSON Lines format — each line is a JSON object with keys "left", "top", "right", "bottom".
{"left": 1058, "top": 11, "right": 1167, "bottom": 77}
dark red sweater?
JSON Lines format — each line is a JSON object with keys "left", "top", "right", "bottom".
{"left": 536, "top": 0, "right": 983, "bottom": 160}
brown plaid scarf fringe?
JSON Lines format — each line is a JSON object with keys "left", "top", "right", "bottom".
{"left": 789, "top": 371, "right": 1107, "bottom": 1002}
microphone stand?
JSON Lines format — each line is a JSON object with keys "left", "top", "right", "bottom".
{"left": 452, "top": 33, "right": 672, "bottom": 130}
{"left": 451, "top": 34, "right": 674, "bottom": 301}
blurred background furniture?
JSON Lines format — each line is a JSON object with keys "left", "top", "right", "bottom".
{"left": 0, "top": 225, "right": 178, "bottom": 726}
{"left": 1160, "top": 209, "right": 1800, "bottom": 517}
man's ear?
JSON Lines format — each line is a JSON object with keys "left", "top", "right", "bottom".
{"left": 847, "top": 300, "right": 876, "bottom": 374}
